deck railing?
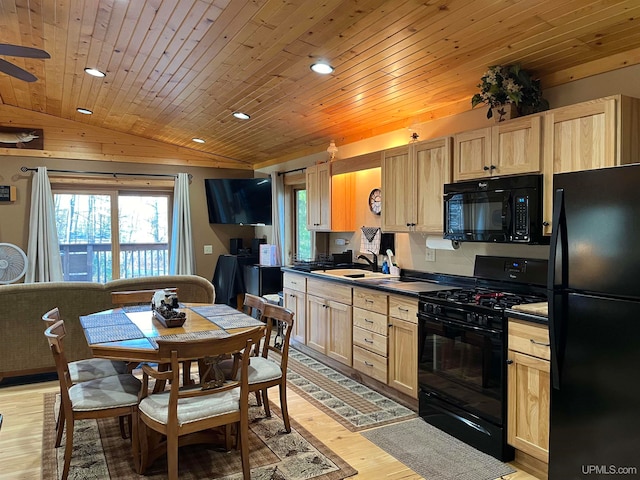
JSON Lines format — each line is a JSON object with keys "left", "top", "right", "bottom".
{"left": 60, "top": 243, "right": 169, "bottom": 282}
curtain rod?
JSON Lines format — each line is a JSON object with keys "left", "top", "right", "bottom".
{"left": 20, "top": 166, "right": 190, "bottom": 181}
{"left": 277, "top": 166, "right": 306, "bottom": 176}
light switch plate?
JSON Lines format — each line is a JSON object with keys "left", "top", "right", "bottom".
{"left": 203, "top": 245, "right": 213, "bottom": 255}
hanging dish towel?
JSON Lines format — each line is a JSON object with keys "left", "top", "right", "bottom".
{"left": 360, "top": 226, "right": 381, "bottom": 254}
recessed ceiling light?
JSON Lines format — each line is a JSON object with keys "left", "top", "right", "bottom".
{"left": 192, "top": 138, "right": 205, "bottom": 144}
{"left": 76, "top": 108, "right": 93, "bottom": 115}
{"left": 84, "top": 67, "right": 106, "bottom": 78}
{"left": 233, "top": 112, "right": 250, "bottom": 120}
{"left": 310, "top": 62, "right": 334, "bottom": 74}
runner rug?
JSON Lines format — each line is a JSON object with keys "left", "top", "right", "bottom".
{"left": 41, "top": 393, "right": 357, "bottom": 480}
{"left": 284, "top": 348, "right": 416, "bottom": 432}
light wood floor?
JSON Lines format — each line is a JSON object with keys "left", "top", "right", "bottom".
{"left": 0, "top": 377, "right": 542, "bottom": 480}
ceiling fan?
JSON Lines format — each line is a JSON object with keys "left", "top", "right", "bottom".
{"left": 0, "top": 43, "right": 50, "bottom": 82}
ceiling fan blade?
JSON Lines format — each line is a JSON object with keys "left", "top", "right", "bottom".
{"left": 0, "top": 43, "right": 50, "bottom": 59}
{"left": 0, "top": 58, "right": 38, "bottom": 82}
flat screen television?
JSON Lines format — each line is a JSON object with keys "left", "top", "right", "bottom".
{"left": 204, "top": 178, "right": 272, "bottom": 225}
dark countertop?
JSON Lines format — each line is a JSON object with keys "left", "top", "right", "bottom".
{"left": 281, "top": 266, "right": 470, "bottom": 298}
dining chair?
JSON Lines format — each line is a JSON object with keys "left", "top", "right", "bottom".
{"left": 45, "top": 320, "right": 142, "bottom": 480}
{"left": 42, "top": 307, "right": 130, "bottom": 441}
{"left": 240, "top": 293, "right": 267, "bottom": 404}
{"left": 136, "top": 326, "right": 265, "bottom": 480}
{"left": 243, "top": 303, "right": 295, "bottom": 433}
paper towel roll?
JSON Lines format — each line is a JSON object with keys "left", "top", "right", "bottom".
{"left": 426, "top": 236, "right": 459, "bottom": 250}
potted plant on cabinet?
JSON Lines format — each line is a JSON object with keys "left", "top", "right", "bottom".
{"left": 471, "top": 64, "right": 549, "bottom": 122}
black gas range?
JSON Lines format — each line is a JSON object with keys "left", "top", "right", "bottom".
{"left": 417, "top": 255, "right": 547, "bottom": 461}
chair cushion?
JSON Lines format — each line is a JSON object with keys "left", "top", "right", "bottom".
{"left": 219, "top": 357, "right": 282, "bottom": 384}
{"left": 69, "top": 374, "right": 141, "bottom": 412}
{"left": 245, "top": 357, "right": 282, "bottom": 384}
{"left": 69, "top": 358, "right": 129, "bottom": 383}
{"left": 139, "top": 388, "right": 240, "bottom": 426}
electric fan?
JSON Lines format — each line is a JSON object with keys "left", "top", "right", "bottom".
{"left": 0, "top": 243, "right": 28, "bottom": 284}
{"left": 0, "top": 43, "right": 51, "bottom": 82}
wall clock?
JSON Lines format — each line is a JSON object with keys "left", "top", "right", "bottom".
{"left": 368, "top": 188, "right": 382, "bottom": 215}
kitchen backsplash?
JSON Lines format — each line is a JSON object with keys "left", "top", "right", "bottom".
{"left": 328, "top": 231, "right": 549, "bottom": 277}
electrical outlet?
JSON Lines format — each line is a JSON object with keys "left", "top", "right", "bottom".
{"left": 203, "top": 245, "right": 213, "bottom": 255}
{"left": 425, "top": 248, "right": 436, "bottom": 262}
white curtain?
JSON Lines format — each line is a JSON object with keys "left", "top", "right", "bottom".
{"left": 25, "top": 166, "right": 64, "bottom": 282}
{"left": 270, "top": 171, "right": 285, "bottom": 265}
{"left": 169, "top": 173, "right": 195, "bottom": 275}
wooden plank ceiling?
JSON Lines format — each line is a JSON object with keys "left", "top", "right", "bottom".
{"left": 1, "top": 0, "right": 640, "bottom": 170}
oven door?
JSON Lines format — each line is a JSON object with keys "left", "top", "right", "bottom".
{"left": 418, "top": 313, "right": 505, "bottom": 425}
{"left": 444, "top": 189, "right": 511, "bottom": 242}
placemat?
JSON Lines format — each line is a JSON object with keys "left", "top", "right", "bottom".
{"left": 209, "top": 313, "right": 265, "bottom": 330}
{"left": 84, "top": 323, "right": 146, "bottom": 344}
{"left": 189, "top": 304, "right": 239, "bottom": 318}
{"left": 122, "top": 305, "right": 152, "bottom": 313}
{"left": 80, "top": 312, "right": 134, "bottom": 329}
{"left": 148, "top": 329, "right": 231, "bottom": 349}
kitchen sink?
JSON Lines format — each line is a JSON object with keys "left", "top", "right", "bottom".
{"left": 313, "top": 268, "right": 393, "bottom": 279}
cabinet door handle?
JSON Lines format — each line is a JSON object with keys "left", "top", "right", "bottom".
{"left": 483, "top": 165, "right": 490, "bottom": 171}
{"left": 490, "top": 165, "right": 496, "bottom": 170}
{"left": 506, "top": 359, "right": 514, "bottom": 365}
{"left": 365, "top": 299, "right": 374, "bottom": 304}
{"left": 364, "top": 318, "right": 374, "bottom": 323}
{"left": 398, "top": 307, "right": 409, "bottom": 312}
{"left": 364, "top": 338, "right": 374, "bottom": 344}
{"left": 364, "top": 361, "right": 374, "bottom": 367}
{"left": 542, "top": 221, "right": 550, "bottom": 227}
{"left": 530, "top": 338, "right": 550, "bottom": 347}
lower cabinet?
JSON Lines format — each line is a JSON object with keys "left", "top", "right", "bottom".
{"left": 387, "top": 293, "right": 418, "bottom": 398}
{"left": 507, "top": 319, "right": 551, "bottom": 463}
{"left": 306, "top": 278, "right": 353, "bottom": 367}
{"left": 283, "top": 287, "right": 306, "bottom": 344}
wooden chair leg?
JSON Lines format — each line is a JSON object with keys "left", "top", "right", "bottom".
{"left": 254, "top": 390, "right": 262, "bottom": 406}
{"left": 130, "top": 411, "right": 141, "bottom": 473}
{"left": 167, "top": 428, "right": 179, "bottom": 480}
{"left": 262, "top": 389, "right": 271, "bottom": 417}
{"left": 279, "top": 383, "right": 291, "bottom": 433}
{"left": 118, "top": 415, "right": 130, "bottom": 439}
{"left": 239, "top": 415, "right": 250, "bottom": 480}
{"left": 61, "top": 417, "right": 74, "bottom": 480}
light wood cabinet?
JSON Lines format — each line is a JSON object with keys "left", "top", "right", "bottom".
{"left": 453, "top": 116, "right": 542, "bottom": 182}
{"left": 352, "top": 287, "right": 389, "bottom": 382}
{"left": 381, "top": 137, "right": 452, "bottom": 232}
{"left": 306, "top": 162, "right": 331, "bottom": 231}
{"left": 541, "top": 95, "right": 640, "bottom": 234}
{"left": 283, "top": 272, "right": 307, "bottom": 345}
{"left": 387, "top": 294, "right": 418, "bottom": 398}
{"left": 507, "top": 319, "right": 551, "bottom": 463}
{"left": 306, "top": 278, "right": 352, "bottom": 366}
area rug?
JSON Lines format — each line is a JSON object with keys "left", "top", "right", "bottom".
{"left": 361, "top": 418, "right": 515, "bottom": 480}
{"left": 42, "top": 393, "right": 357, "bottom": 480}
{"left": 284, "top": 348, "right": 416, "bottom": 432}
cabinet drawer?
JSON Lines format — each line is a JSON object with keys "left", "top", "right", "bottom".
{"left": 353, "top": 345, "right": 387, "bottom": 383}
{"left": 353, "top": 306, "right": 387, "bottom": 335}
{"left": 389, "top": 294, "right": 418, "bottom": 323}
{"left": 508, "top": 319, "right": 550, "bottom": 360}
{"left": 307, "top": 277, "right": 352, "bottom": 304}
{"left": 353, "top": 325, "right": 387, "bottom": 356}
{"left": 353, "top": 287, "right": 388, "bottom": 313}
{"left": 283, "top": 273, "right": 306, "bottom": 293}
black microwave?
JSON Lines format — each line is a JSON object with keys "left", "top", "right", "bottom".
{"left": 443, "top": 174, "right": 548, "bottom": 244}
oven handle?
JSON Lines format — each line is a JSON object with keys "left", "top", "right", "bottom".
{"left": 418, "top": 313, "right": 502, "bottom": 337}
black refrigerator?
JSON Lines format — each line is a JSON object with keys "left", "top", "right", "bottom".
{"left": 548, "top": 164, "right": 640, "bottom": 479}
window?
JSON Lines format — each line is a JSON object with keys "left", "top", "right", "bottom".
{"left": 54, "top": 190, "right": 171, "bottom": 281}
{"left": 295, "top": 188, "right": 312, "bottom": 261}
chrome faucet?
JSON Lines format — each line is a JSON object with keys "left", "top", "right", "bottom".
{"left": 357, "top": 251, "right": 378, "bottom": 272}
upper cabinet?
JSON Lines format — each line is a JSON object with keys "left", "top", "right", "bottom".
{"left": 306, "top": 162, "right": 331, "bottom": 231}
{"left": 541, "top": 95, "right": 640, "bottom": 235}
{"left": 453, "top": 115, "right": 542, "bottom": 182}
{"left": 382, "top": 137, "right": 452, "bottom": 233}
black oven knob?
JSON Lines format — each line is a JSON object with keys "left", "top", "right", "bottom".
{"left": 435, "top": 305, "right": 443, "bottom": 315}
{"left": 466, "top": 312, "right": 474, "bottom": 322}
{"left": 425, "top": 303, "right": 434, "bottom": 314}
{"left": 480, "top": 315, "right": 488, "bottom": 326}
